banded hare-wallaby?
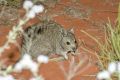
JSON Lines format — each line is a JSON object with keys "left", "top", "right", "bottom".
{"left": 21, "top": 21, "right": 77, "bottom": 59}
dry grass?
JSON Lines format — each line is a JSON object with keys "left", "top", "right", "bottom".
{"left": 81, "top": 3, "right": 120, "bottom": 70}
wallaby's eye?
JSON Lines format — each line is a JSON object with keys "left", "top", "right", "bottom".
{"left": 66, "top": 42, "right": 70, "bottom": 45}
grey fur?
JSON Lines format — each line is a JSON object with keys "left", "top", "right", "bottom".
{"left": 21, "top": 21, "right": 77, "bottom": 59}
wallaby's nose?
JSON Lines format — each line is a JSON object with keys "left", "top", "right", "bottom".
{"left": 72, "top": 47, "right": 76, "bottom": 52}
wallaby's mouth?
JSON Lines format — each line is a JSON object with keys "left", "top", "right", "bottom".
{"left": 68, "top": 50, "right": 75, "bottom": 53}
{"left": 68, "top": 51, "right": 71, "bottom": 53}
{"left": 67, "top": 51, "right": 76, "bottom": 56}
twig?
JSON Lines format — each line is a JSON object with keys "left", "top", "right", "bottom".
{"left": 0, "top": 17, "right": 29, "bottom": 55}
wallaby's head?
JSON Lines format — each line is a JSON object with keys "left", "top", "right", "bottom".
{"left": 61, "top": 28, "right": 77, "bottom": 53}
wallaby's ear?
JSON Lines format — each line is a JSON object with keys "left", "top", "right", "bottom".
{"left": 68, "top": 28, "right": 74, "bottom": 34}
{"left": 61, "top": 29, "right": 68, "bottom": 36}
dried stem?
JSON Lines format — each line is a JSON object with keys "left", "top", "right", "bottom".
{"left": 0, "top": 16, "right": 30, "bottom": 55}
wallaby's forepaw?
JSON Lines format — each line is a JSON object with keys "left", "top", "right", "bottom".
{"left": 71, "top": 52, "right": 76, "bottom": 56}
{"left": 63, "top": 54, "right": 68, "bottom": 60}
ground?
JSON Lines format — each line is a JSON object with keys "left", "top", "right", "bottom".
{"left": 0, "top": 0, "right": 119, "bottom": 80}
